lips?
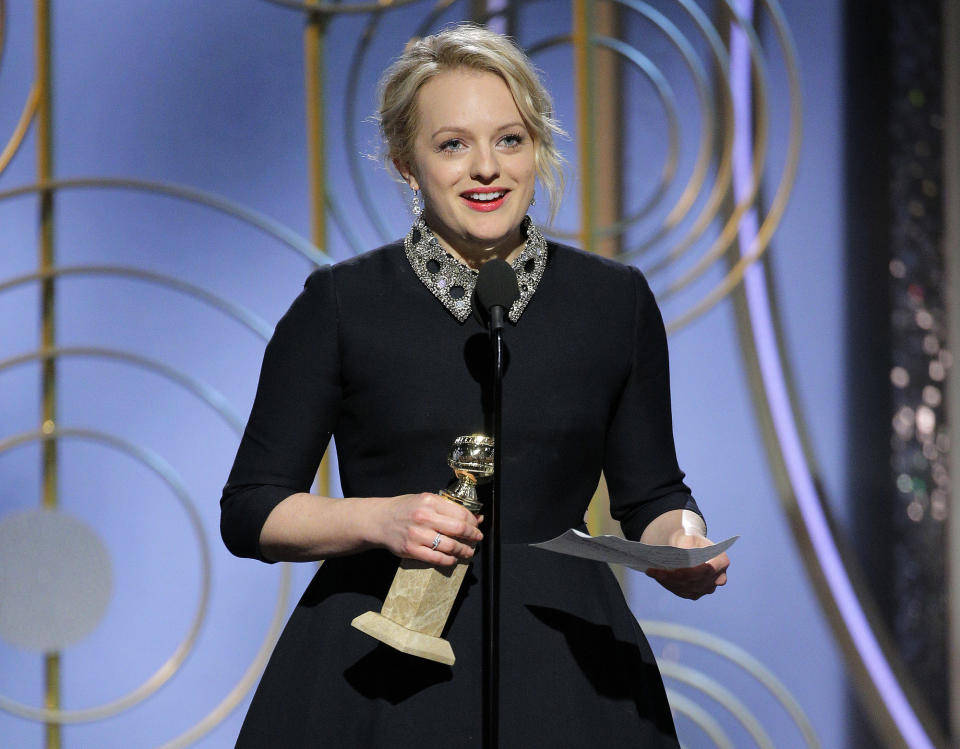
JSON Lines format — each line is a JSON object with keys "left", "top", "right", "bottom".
{"left": 460, "top": 188, "right": 509, "bottom": 212}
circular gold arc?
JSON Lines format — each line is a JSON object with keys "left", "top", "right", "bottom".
{"left": 640, "top": 619, "right": 821, "bottom": 747}
{"left": 528, "top": 31, "right": 682, "bottom": 244}
{"left": 658, "top": 660, "right": 775, "bottom": 749}
{"left": 603, "top": 0, "right": 717, "bottom": 248}
{"left": 342, "top": 8, "right": 396, "bottom": 245}
{"left": 155, "top": 568, "right": 292, "bottom": 749}
{"left": 0, "top": 309, "right": 292, "bottom": 738}
{"left": 657, "top": 1, "right": 771, "bottom": 302}
{"left": 0, "top": 346, "right": 246, "bottom": 435}
{"left": 0, "top": 428, "right": 210, "bottom": 723}
{"left": 0, "top": 83, "right": 38, "bottom": 176}
{"left": 664, "top": 0, "right": 803, "bottom": 334}
{"left": 734, "top": 0, "right": 804, "bottom": 269}
{"left": 0, "top": 178, "right": 330, "bottom": 266}
{"left": 0, "top": 266, "right": 273, "bottom": 340}
{"left": 620, "top": 0, "right": 736, "bottom": 269}
{"left": 664, "top": 688, "right": 735, "bottom": 749}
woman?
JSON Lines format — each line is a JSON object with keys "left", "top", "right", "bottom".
{"left": 221, "top": 24, "right": 728, "bottom": 747}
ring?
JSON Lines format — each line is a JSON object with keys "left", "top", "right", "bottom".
{"left": 430, "top": 533, "right": 442, "bottom": 551}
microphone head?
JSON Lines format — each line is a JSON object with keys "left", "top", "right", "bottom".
{"left": 473, "top": 259, "right": 520, "bottom": 325}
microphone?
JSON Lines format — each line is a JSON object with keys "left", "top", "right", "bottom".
{"left": 473, "top": 259, "right": 520, "bottom": 332}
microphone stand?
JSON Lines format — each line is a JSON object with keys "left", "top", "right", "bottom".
{"left": 483, "top": 311, "right": 504, "bottom": 749}
{"left": 474, "top": 258, "right": 517, "bottom": 749}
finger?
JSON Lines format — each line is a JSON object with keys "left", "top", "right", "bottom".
{"left": 647, "top": 564, "right": 708, "bottom": 582}
{"left": 431, "top": 514, "right": 483, "bottom": 544}
{"left": 409, "top": 503, "right": 481, "bottom": 543}
{"left": 647, "top": 569, "right": 723, "bottom": 599}
{"left": 433, "top": 499, "right": 482, "bottom": 529}
{"left": 448, "top": 515, "right": 483, "bottom": 542}
{"left": 419, "top": 528, "right": 475, "bottom": 561}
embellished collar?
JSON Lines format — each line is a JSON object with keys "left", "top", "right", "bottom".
{"left": 403, "top": 216, "right": 548, "bottom": 323}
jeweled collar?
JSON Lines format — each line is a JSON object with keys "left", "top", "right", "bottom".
{"left": 403, "top": 216, "right": 547, "bottom": 323}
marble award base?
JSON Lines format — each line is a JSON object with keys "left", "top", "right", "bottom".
{"left": 351, "top": 557, "right": 470, "bottom": 665}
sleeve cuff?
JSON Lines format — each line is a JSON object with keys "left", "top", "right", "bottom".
{"left": 616, "top": 492, "right": 703, "bottom": 542}
{"left": 220, "top": 484, "right": 297, "bottom": 562}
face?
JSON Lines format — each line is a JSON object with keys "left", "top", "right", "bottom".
{"left": 398, "top": 68, "right": 536, "bottom": 265}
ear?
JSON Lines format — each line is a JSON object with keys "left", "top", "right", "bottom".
{"left": 394, "top": 159, "right": 420, "bottom": 192}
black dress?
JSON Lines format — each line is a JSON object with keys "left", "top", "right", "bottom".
{"left": 221, "top": 239, "right": 701, "bottom": 747}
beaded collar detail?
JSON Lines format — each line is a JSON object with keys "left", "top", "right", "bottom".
{"left": 403, "top": 216, "right": 548, "bottom": 324}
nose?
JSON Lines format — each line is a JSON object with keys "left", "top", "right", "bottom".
{"left": 470, "top": 145, "right": 500, "bottom": 183}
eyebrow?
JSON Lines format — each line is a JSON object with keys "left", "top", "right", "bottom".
{"left": 430, "top": 121, "right": 527, "bottom": 139}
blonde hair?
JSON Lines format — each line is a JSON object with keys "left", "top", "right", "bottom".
{"left": 377, "top": 24, "right": 566, "bottom": 220}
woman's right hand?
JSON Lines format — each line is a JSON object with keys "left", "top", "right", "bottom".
{"left": 370, "top": 492, "right": 483, "bottom": 566}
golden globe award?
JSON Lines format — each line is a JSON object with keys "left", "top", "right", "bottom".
{"left": 351, "top": 434, "right": 493, "bottom": 665}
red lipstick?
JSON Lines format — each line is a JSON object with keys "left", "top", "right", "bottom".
{"left": 460, "top": 186, "right": 509, "bottom": 212}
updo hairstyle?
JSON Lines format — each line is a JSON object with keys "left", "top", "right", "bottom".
{"left": 377, "top": 24, "right": 566, "bottom": 219}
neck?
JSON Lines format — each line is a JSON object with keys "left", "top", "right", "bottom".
{"left": 423, "top": 218, "right": 527, "bottom": 270}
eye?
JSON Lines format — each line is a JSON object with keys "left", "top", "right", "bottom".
{"left": 499, "top": 133, "right": 525, "bottom": 148}
{"left": 437, "top": 138, "right": 465, "bottom": 153}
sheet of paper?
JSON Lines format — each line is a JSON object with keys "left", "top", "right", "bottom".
{"left": 530, "top": 529, "right": 738, "bottom": 571}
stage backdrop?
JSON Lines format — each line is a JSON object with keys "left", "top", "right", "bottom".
{"left": 0, "top": 1, "right": 948, "bottom": 747}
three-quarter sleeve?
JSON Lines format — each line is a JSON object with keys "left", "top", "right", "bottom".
{"left": 604, "top": 266, "right": 702, "bottom": 541}
{"left": 220, "top": 266, "right": 341, "bottom": 562}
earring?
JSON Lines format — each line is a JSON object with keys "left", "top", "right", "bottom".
{"left": 410, "top": 188, "right": 423, "bottom": 218}
{"left": 529, "top": 193, "right": 536, "bottom": 208}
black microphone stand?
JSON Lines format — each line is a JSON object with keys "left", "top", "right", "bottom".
{"left": 474, "top": 258, "right": 517, "bottom": 749}
{"left": 484, "top": 306, "right": 505, "bottom": 749}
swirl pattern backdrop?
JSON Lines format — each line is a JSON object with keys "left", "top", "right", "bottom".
{"left": 0, "top": 1, "right": 953, "bottom": 747}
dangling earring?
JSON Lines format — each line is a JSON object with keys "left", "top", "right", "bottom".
{"left": 529, "top": 193, "right": 536, "bottom": 208}
{"left": 410, "top": 188, "right": 423, "bottom": 218}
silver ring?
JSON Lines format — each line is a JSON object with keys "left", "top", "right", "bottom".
{"left": 430, "top": 533, "right": 442, "bottom": 551}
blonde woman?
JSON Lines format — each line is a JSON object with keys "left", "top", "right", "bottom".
{"left": 221, "top": 24, "right": 727, "bottom": 748}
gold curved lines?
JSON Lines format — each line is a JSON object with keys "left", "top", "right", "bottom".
{"left": 621, "top": 1, "right": 713, "bottom": 238}
{"left": 1, "top": 432, "right": 293, "bottom": 737}
{"left": 0, "top": 310, "right": 291, "bottom": 739}
{"left": 343, "top": 9, "right": 392, "bottom": 245}
{"left": 743, "top": 0, "right": 803, "bottom": 260}
{"left": 528, "top": 31, "right": 681, "bottom": 245}
{"left": 657, "top": 661, "right": 776, "bottom": 749}
{"left": 326, "top": 192, "right": 370, "bottom": 256}
{"left": 593, "top": 35, "right": 681, "bottom": 233}
{"left": 0, "top": 427, "right": 211, "bottom": 723}
{"left": 0, "top": 84, "right": 38, "bottom": 176}
{"left": 624, "top": 0, "right": 735, "bottom": 268}
{"left": 0, "top": 347, "right": 246, "bottom": 434}
{"left": 259, "top": 0, "right": 420, "bottom": 15}
{"left": 665, "top": 0, "right": 803, "bottom": 334}
{"left": 640, "top": 620, "right": 821, "bottom": 747}
{"left": 156, "top": 569, "right": 292, "bottom": 749}
{"left": 665, "top": 689, "right": 735, "bottom": 749}
{"left": 0, "top": 266, "right": 274, "bottom": 341}
{"left": 658, "top": 3, "right": 771, "bottom": 302}
{"left": 602, "top": 0, "right": 715, "bottom": 249}
{"left": 0, "top": 178, "right": 330, "bottom": 266}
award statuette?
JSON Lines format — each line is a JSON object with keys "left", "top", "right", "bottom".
{"left": 351, "top": 434, "right": 493, "bottom": 665}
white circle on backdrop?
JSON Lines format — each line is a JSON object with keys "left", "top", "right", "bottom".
{"left": 0, "top": 509, "right": 112, "bottom": 651}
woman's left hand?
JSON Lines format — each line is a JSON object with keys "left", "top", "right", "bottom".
{"left": 645, "top": 533, "right": 729, "bottom": 600}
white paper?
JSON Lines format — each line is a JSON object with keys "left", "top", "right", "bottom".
{"left": 530, "top": 529, "right": 738, "bottom": 571}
